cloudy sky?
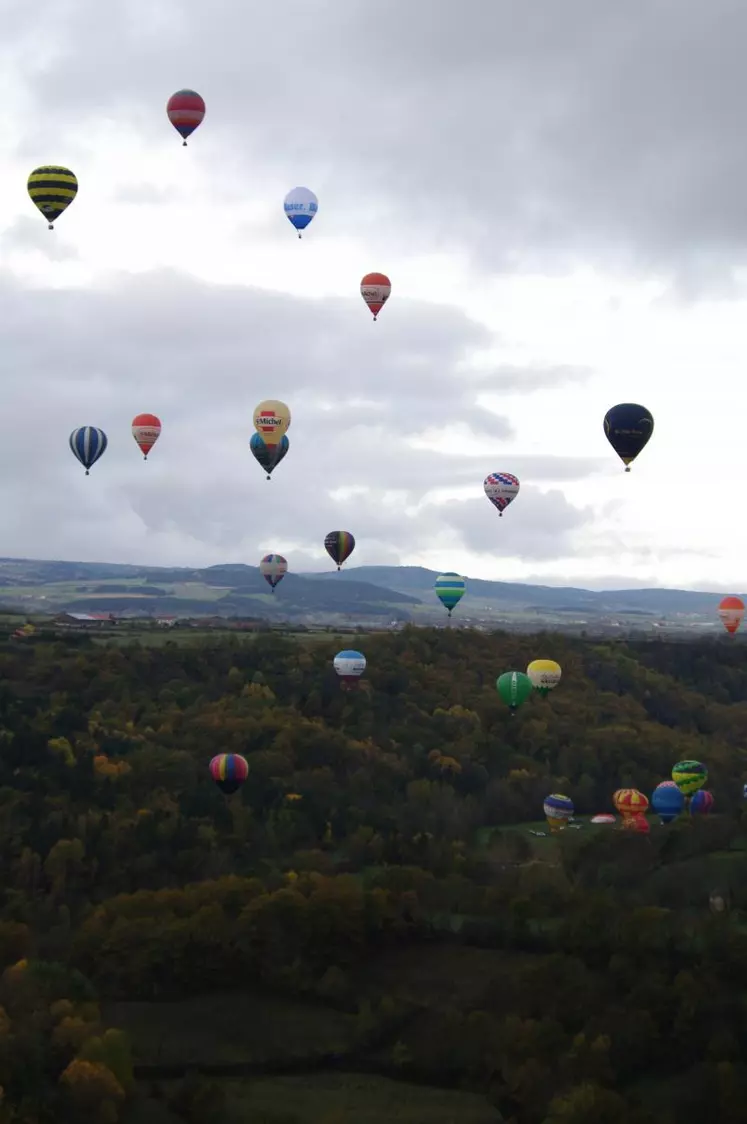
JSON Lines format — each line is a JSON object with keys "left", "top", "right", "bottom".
{"left": 1, "top": 0, "right": 746, "bottom": 591}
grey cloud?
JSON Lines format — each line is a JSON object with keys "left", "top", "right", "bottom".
{"left": 0, "top": 217, "right": 80, "bottom": 261}
{"left": 485, "top": 365, "right": 593, "bottom": 393}
{"left": 9, "top": 0, "right": 747, "bottom": 282}
{"left": 437, "top": 487, "right": 594, "bottom": 563}
{"left": 0, "top": 268, "right": 597, "bottom": 566}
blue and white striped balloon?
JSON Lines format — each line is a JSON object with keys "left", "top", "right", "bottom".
{"left": 69, "top": 427, "right": 108, "bottom": 475}
{"left": 283, "top": 187, "right": 318, "bottom": 237}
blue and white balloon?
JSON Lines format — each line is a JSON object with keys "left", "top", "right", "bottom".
{"left": 284, "top": 187, "right": 318, "bottom": 237}
{"left": 69, "top": 427, "right": 108, "bottom": 475}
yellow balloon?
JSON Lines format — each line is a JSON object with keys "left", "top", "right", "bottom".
{"left": 527, "top": 659, "right": 562, "bottom": 696}
{"left": 254, "top": 399, "right": 291, "bottom": 444}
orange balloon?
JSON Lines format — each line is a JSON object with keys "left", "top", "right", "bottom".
{"left": 132, "top": 413, "right": 161, "bottom": 459}
{"left": 718, "top": 595, "right": 745, "bottom": 635}
{"left": 360, "top": 272, "right": 391, "bottom": 320}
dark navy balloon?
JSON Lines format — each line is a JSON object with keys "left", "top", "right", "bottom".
{"left": 603, "top": 403, "right": 654, "bottom": 471}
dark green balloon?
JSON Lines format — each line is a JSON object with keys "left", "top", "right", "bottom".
{"left": 496, "top": 671, "right": 533, "bottom": 711}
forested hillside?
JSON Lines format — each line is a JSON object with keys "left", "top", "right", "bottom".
{"left": 1, "top": 627, "right": 747, "bottom": 1122}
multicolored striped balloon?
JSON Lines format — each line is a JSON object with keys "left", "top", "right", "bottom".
{"left": 434, "top": 572, "right": 465, "bottom": 617}
{"left": 166, "top": 89, "right": 205, "bottom": 145}
{"left": 543, "top": 793, "right": 574, "bottom": 833}
{"left": 69, "top": 427, "right": 107, "bottom": 475}
{"left": 324, "top": 531, "right": 355, "bottom": 570}
{"left": 28, "top": 166, "right": 77, "bottom": 229}
{"left": 209, "top": 753, "right": 248, "bottom": 796}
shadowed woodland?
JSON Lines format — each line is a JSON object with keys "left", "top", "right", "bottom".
{"left": 0, "top": 626, "right": 746, "bottom": 1121}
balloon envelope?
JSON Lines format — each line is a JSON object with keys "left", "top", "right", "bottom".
{"left": 167, "top": 89, "right": 205, "bottom": 142}
{"left": 496, "top": 671, "right": 533, "bottom": 711}
{"left": 250, "top": 433, "right": 288, "bottom": 478}
{"left": 334, "top": 650, "right": 366, "bottom": 685}
{"left": 324, "top": 531, "right": 355, "bottom": 569}
{"left": 209, "top": 752, "right": 248, "bottom": 796}
{"left": 434, "top": 572, "right": 465, "bottom": 615}
{"left": 284, "top": 186, "right": 318, "bottom": 234}
{"left": 591, "top": 814, "right": 616, "bottom": 824}
{"left": 260, "top": 553, "right": 287, "bottom": 589}
{"left": 484, "top": 472, "right": 520, "bottom": 515}
{"left": 527, "top": 659, "right": 561, "bottom": 695}
{"left": 690, "top": 789, "right": 714, "bottom": 814}
{"left": 132, "top": 414, "right": 161, "bottom": 458}
{"left": 360, "top": 273, "right": 391, "bottom": 319}
{"left": 69, "top": 427, "right": 107, "bottom": 474}
{"left": 254, "top": 400, "right": 291, "bottom": 444}
{"left": 603, "top": 404, "right": 654, "bottom": 470}
{"left": 652, "top": 781, "right": 685, "bottom": 823}
{"left": 672, "top": 759, "right": 707, "bottom": 795}
{"left": 613, "top": 788, "right": 649, "bottom": 816}
{"left": 28, "top": 166, "right": 77, "bottom": 227}
{"left": 719, "top": 595, "right": 745, "bottom": 634}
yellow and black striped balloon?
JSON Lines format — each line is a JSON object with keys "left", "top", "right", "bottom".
{"left": 27, "top": 166, "right": 78, "bottom": 229}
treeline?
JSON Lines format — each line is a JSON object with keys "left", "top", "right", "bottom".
{"left": 0, "top": 628, "right": 745, "bottom": 1120}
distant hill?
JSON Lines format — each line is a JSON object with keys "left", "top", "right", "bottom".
{"left": 0, "top": 556, "right": 735, "bottom": 632}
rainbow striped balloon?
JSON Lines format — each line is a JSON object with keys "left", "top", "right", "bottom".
{"left": 209, "top": 753, "right": 248, "bottom": 796}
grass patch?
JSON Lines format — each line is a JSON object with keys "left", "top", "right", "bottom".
{"left": 225, "top": 1073, "right": 501, "bottom": 1123}
{"left": 104, "top": 992, "right": 357, "bottom": 1067}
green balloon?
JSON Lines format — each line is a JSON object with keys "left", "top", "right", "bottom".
{"left": 496, "top": 671, "right": 533, "bottom": 711}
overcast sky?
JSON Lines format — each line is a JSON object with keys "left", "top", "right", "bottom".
{"left": 1, "top": 0, "right": 746, "bottom": 591}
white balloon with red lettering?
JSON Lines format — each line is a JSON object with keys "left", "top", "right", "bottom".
{"left": 484, "top": 472, "right": 520, "bottom": 517}
{"left": 360, "top": 273, "right": 391, "bottom": 321}
{"left": 132, "top": 413, "right": 161, "bottom": 460}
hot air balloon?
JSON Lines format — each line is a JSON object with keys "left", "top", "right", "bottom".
{"left": 260, "top": 553, "right": 287, "bottom": 591}
{"left": 691, "top": 789, "right": 714, "bottom": 815}
{"left": 613, "top": 788, "right": 649, "bottom": 828}
{"left": 28, "top": 166, "right": 77, "bottom": 229}
{"left": 603, "top": 404, "right": 654, "bottom": 471}
{"left": 672, "top": 760, "right": 707, "bottom": 796}
{"left": 543, "top": 793, "right": 574, "bottom": 833}
{"left": 333, "top": 650, "right": 366, "bottom": 690}
{"left": 209, "top": 753, "right": 248, "bottom": 796}
{"left": 250, "top": 433, "right": 289, "bottom": 480}
{"left": 166, "top": 89, "right": 205, "bottom": 145}
{"left": 651, "top": 780, "right": 685, "bottom": 824}
{"left": 360, "top": 273, "right": 391, "bottom": 321}
{"left": 69, "top": 427, "right": 107, "bottom": 475}
{"left": 132, "top": 414, "right": 161, "bottom": 460}
{"left": 324, "top": 531, "right": 355, "bottom": 570}
{"left": 718, "top": 595, "right": 744, "bottom": 635}
{"left": 284, "top": 187, "right": 318, "bottom": 237}
{"left": 527, "top": 659, "right": 562, "bottom": 696}
{"left": 484, "top": 473, "right": 520, "bottom": 516}
{"left": 630, "top": 814, "right": 650, "bottom": 834}
{"left": 496, "top": 671, "right": 533, "bottom": 713}
{"left": 253, "top": 400, "right": 291, "bottom": 448}
{"left": 591, "top": 814, "right": 616, "bottom": 825}
{"left": 434, "top": 573, "right": 465, "bottom": 618}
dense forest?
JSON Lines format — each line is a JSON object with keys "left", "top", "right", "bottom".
{"left": 1, "top": 625, "right": 747, "bottom": 1121}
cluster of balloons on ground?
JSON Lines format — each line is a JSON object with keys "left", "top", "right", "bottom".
{"left": 544, "top": 759, "right": 712, "bottom": 834}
